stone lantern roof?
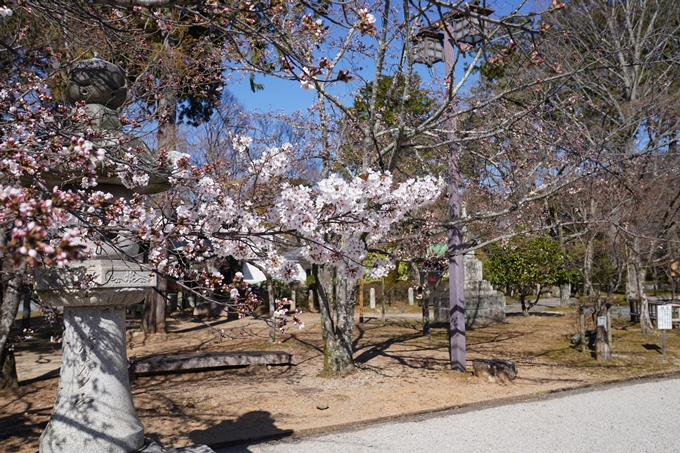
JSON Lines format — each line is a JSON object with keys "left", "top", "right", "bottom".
{"left": 42, "top": 57, "right": 175, "bottom": 196}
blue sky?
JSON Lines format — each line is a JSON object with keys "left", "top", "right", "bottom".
{"left": 227, "top": 0, "right": 537, "bottom": 114}
{"left": 229, "top": 75, "right": 318, "bottom": 114}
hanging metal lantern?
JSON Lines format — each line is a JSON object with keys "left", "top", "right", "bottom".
{"left": 412, "top": 30, "right": 445, "bottom": 66}
{"left": 412, "top": 2, "right": 494, "bottom": 66}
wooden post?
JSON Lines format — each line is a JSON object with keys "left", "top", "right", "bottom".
{"left": 381, "top": 291, "right": 386, "bottom": 325}
{"left": 21, "top": 285, "right": 31, "bottom": 329}
{"left": 290, "top": 290, "right": 296, "bottom": 312}
{"left": 359, "top": 277, "right": 364, "bottom": 324}
{"left": 579, "top": 306, "right": 586, "bottom": 353}
{"left": 606, "top": 306, "right": 612, "bottom": 347}
{"left": 662, "top": 329, "right": 667, "bottom": 355}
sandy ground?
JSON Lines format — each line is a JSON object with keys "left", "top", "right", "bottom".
{"left": 3, "top": 302, "right": 680, "bottom": 452}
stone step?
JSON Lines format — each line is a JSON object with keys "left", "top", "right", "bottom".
{"left": 130, "top": 351, "right": 293, "bottom": 376}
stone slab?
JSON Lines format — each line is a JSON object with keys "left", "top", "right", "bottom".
{"left": 432, "top": 291, "right": 506, "bottom": 326}
{"left": 35, "top": 259, "right": 156, "bottom": 307}
{"left": 36, "top": 259, "right": 155, "bottom": 290}
{"left": 168, "top": 446, "right": 216, "bottom": 453}
{"left": 130, "top": 351, "right": 293, "bottom": 376}
{"left": 139, "top": 440, "right": 215, "bottom": 452}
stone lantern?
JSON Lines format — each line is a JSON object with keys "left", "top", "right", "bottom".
{"left": 34, "top": 58, "right": 209, "bottom": 453}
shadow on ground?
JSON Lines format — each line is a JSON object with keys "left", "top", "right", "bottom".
{"left": 192, "top": 411, "right": 292, "bottom": 452}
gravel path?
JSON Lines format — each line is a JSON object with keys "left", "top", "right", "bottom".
{"left": 218, "top": 378, "right": 680, "bottom": 453}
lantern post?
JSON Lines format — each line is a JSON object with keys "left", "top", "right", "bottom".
{"left": 412, "top": 2, "right": 493, "bottom": 371}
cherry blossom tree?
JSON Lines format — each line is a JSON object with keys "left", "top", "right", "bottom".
{"left": 4, "top": 0, "right": 676, "bottom": 385}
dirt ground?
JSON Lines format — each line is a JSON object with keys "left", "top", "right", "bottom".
{"left": 3, "top": 302, "right": 680, "bottom": 452}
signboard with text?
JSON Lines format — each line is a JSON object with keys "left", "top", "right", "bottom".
{"left": 657, "top": 305, "right": 673, "bottom": 330}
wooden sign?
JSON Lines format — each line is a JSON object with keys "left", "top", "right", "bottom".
{"left": 657, "top": 305, "right": 673, "bottom": 330}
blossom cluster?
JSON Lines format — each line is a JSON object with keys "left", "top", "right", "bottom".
{"left": 273, "top": 298, "right": 304, "bottom": 333}
{"left": 0, "top": 74, "right": 443, "bottom": 312}
{"left": 356, "top": 9, "right": 377, "bottom": 36}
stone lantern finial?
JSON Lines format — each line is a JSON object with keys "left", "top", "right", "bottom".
{"left": 65, "top": 57, "right": 128, "bottom": 109}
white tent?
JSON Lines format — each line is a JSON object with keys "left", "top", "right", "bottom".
{"left": 241, "top": 261, "right": 307, "bottom": 285}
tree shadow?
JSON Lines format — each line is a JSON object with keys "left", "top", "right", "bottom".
{"left": 352, "top": 323, "right": 440, "bottom": 372}
{"left": 18, "top": 367, "right": 61, "bottom": 386}
{"left": 190, "top": 411, "right": 292, "bottom": 452}
{"left": 284, "top": 333, "right": 323, "bottom": 354}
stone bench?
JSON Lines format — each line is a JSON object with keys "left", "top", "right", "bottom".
{"left": 130, "top": 351, "right": 293, "bottom": 377}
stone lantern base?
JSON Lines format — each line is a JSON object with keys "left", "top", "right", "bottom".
{"left": 35, "top": 259, "right": 216, "bottom": 453}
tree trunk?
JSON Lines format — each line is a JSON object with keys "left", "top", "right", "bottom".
{"left": 0, "top": 348, "right": 18, "bottom": 392}
{"left": 520, "top": 294, "right": 528, "bottom": 316}
{"left": 637, "top": 265, "right": 653, "bottom": 334}
{"left": 625, "top": 247, "right": 639, "bottom": 302}
{"left": 583, "top": 235, "right": 595, "bottom": 296}
{"left": 335, "top": 274, "right": 356, "bottom": 364}
{"left": 21, "top": 284, "right": 31, "bottom": 329}
{"left": 0, "top": 261, "right": 25, "bottom": 392}
{"left": 143, "top": 78, "right": 177, "bottom": 335}
{"left": 142, "top": 278, "right": 167, "bottom": 334}
{"left": 267, "top": 275, "right": 276, "bottom": 343}
{"left": 314, "top": 264, "right": 354, "bottom": 375}
{"left": 631, "top": 237, "right": 653, "bottom": 334}
{"left": 594, "top": 299, "right": 612, "bottom": 362}
{"left": 323, "top": 332, "right": 354, "bottom": 375}
{"left": 422, "top": 295, "right": 431, "bottom": 336}
{"left": 157, "top": 85, "right": 177, "bottom": 151}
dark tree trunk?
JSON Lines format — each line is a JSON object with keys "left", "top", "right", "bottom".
{"left": 267, "top": 275, "right": 276, "bottom": 343}
{"left": 21, "top": 284, "right": 31, "bottom": 329}
{"left": 0, "top": 348, "right": 18, "bottom": 391}
{"left": 422, "top": 297, "right": 431, "bottom": 336}
{"left": 0, "top": 260, "right": 25, "bottom": 392}
{"left": 143, "top": 278, "right": 167, "bottom": 334}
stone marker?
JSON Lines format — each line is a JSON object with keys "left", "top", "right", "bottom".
{"left": 370, "top": 288, "right": 376, "bottom": 309}
{"left": 290, "top": 290, "right": 296, "bottom": 311}
{"left": 560, "top": 283, "right": 571, "bottom": 307}
{"left": 432, "top": 252, "right": 506, "bottom": 326}
{"left": 472, "top": 359, "right": 517, "bottom": 384}
{"left": 408, "top": 287, "right": 414, "bottom": 305}
{"left": 192, "top": 301, "right": 230, "bottom": 317}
